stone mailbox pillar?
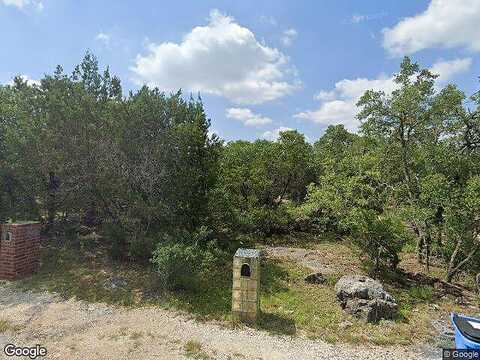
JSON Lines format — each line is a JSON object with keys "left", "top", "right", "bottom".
{"left": 0, "top": 222, "right": 41, "bottom": 280}
{"left": 232, "top": 248, "right": 261, "bottom": 323}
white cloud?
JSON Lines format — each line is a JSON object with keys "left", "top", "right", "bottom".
{"left": 351, "top": 15, "right": 367, "bottom": 24}
{"left": 226, "top": 107, "right": 272, "bottom": 127}
{"left": 349, "top": 12, "right": 387, "bottom": 24}
{"left": 95, "top": 32, "right": 111, "bottom": 46}
{"left": 261, "top": 126, "right": 293, "bottom": 141}
{"left": 7, "top": 74, "right": 40, "bottom": 86}
{"left": 1, "top": 0, "right": 43, "bottom": 10}
{"left": 2, "top": 0, "right": 28, "bottom": 8}
{"left": 295, "top": 58, "right": 471, "bottom": 132}
{"left": 259, "top": 15, "right": 277, "bottom": 26}
{"left": 131, "top": 9, "right": 299, "bottom": 105}
{"left": 281, "top": 28, "right": 298, "bottom": 47}
{"left": 383, "top": 0, "right": 480, "bottom": 56}
{"left": 295, "top": 75, "right": 396, "bottom": 131}
{"left": 314, "top": 90, "right": 336, "bottom": 101}
{"left": 430, "top": 58, "right": 472, "bottom": 85}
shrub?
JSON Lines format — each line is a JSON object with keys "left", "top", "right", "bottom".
{"left": 348, "top": 210, "right": 409, "bottom": 271}
{"left": 103, "top": 219, "right": 162, "bottom": 262}
{"left": 297, "top": 182, "right": 349, "bottom": 233}
{"left": 151, "top": 227, "right": 228, "bottom": 291}
{"left": 408, "top": 285, "right": 434, "bottom": 302}
{"left": 242, "top": 205, "right": 294, "bottom": 236}
{"left": 128, "top": 235, "right": 157, "bottom": 262}
{"left": 151, "top": 242, "right": 203, "bottom": 291}
{"left": 103, "top": 222, "right": 129, "bottom": 260}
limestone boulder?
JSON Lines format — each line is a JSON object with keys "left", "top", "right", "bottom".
{"left": 335, "top": 275, "right": 397, "bottom": 323}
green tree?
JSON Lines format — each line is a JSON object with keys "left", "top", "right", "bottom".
{"left": 216, "top": 130, "right": 312, "bottom": 235}
{"left": 357, "top": 57, "right": 467, "bottom": 269}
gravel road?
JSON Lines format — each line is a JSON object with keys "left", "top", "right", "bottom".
{"left": 0, "top": 281, "right": 439, "bottom": 360}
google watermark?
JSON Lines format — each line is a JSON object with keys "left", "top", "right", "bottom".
{"left": 443, "top": 349, "right": 480, "bottom": 360}
{"left": 3, "top": 344, "right": 47, "bottom": 359}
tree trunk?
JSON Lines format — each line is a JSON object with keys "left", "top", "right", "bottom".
{"left": 416, "top": 230, "right": 425, "bottom": 263}
{"left": 447, "top": 237, "right": 463, "bottom": 282}
{"left": 446, "top": 237, "right": 479, "bottom": 282}
{"left": 277, "top": 173, "right": 293, "bottom": 206}
{"left": 436, "top": 227, "right": 443, "bottom": 249}
{"left": 425, "top": 223, "right": 432, "bottom": 273}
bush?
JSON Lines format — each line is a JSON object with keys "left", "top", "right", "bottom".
{"left": 348, "top": 210, "right": 409, "bottom": 271}
{"left": 297, "top": 183, "right": 348, "bottom": 233}
{"left": 102, "top": 222, "right": 128, "bottom": 260}
{"left": 408, "top": 285, "right": 434, "bottom": 302}
{"left": 151, "top": 242, "right": 203, "bottom": 291}
{"left": 242, "top": 205, "right": 294, "bottom": 236}
{"left": 151, "top": 227, "right": 228, "bottom": 291}
{"left": 128, "top": 235, "right": 157, "bottom": 262}
{"left": 103, "top": 219, "right": 161, "bottom": 262}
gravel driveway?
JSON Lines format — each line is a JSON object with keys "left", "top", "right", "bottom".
{"left": 0, "top": 282, "right": 438, "bottom": 360}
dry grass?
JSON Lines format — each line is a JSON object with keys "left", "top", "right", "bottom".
{"left": 0, "top": 319, "right": 22, "bottom": 333}
{"left": 184, "top": 340, "right": 211, "bottom": 359}
{"left": 399, "top": 252, "right": 446, "bottom": 280}
{"left": 16, "top": 242, "right": 164, "bottom": 307}
{"left": 258, "top": 259, "right": 438, "bottom": 345}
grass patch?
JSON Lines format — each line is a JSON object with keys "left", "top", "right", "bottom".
{"left": 258, "top": 259, "right": 341, "bottom": 337}
{"left": 108, "top": 327, "right": 144, "bottom": 342}
{"left": 129, "top": 330, "right": 144, "bottom": 340}
{"left": 184, "top": 340, "right": 211, "bottom": 360}
{"left": 0, "top": 319, "right": 22, "bottom": 333}
{"left": 15, "top": 242, "right": 164, "bottom": 307}
{"left": 408, "top": 286, "right": 434, "bottom": 302}
{"left": 255, "top": 258, "right": 437, "bottom": 345}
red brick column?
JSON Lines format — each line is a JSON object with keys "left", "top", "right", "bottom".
{"left": 0, "top": 222, "right": 41, "bottom": 280}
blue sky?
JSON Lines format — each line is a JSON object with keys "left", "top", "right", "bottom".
{"left": 1, "top": 0, "right": 479, "bottom": 142}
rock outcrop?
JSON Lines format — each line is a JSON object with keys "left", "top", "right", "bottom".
{"left": 335, "top": 275, "right": 398, "bottom": 323}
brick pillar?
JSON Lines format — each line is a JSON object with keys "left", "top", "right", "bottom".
{"left": 0, "top": 222, "right": 41, "bottom": 280}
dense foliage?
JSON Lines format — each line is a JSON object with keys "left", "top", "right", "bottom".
{"left": 1, "top": 53, "right": 479, "bottom": 283}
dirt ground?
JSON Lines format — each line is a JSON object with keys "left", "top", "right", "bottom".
{"left": 0, "top": 280, "right": 441, "bottom": 360}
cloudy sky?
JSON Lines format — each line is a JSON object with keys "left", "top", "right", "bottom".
{"left": 1, "top": 0, "right": 479, "bottom": 142}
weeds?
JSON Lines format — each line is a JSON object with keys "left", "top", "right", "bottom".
{"left": 184, "top": 340, "right": 210, "bottom": 359}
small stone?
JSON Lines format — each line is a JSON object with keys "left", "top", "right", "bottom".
{"left": 379, "top": 320, "right": 395, "bottom": 327}
{"left": 103, "top": 276, "right": 128, "bottom": 291}
{"left": 305, "top": 272, "right": 326, "bottom": 284}
{"left": 339, "top": 320, "right": 353, "bottom": 330}
{"left": 432, "top": 319, "right": 455, "bottom": 342}
{"left": 455, "top": 297, "right": 469, "bottom": 305}
{"left": 304, "top": 272, "right": 326, "bottom": 284}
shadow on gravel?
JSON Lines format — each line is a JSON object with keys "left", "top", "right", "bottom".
{"left": 257, "top": 312, "right": 296, "bottom": 335}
